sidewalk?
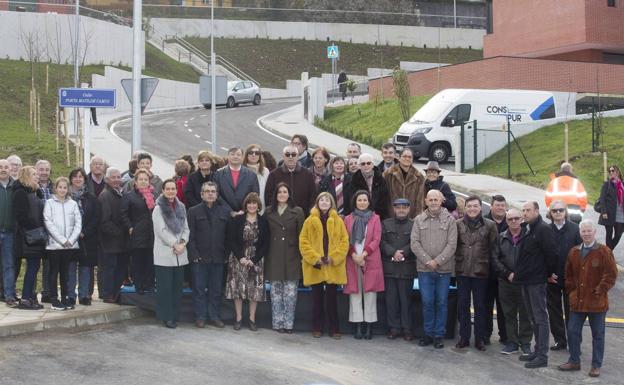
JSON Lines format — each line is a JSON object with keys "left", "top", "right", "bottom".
{"left": 258, "top": 104, "right": 547, "bottom": 211}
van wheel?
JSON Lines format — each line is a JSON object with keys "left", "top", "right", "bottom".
{"left": 203, "top": 104, "right": 212, "bottom": 109}
{"left": 429, "top": 142, "right": 450, "bottom": 163}
{"left": 226, "top": 97, "right": 235, "bottom": 108}
{"left": 253, "top": 94, "right": 261, "bottom": 105}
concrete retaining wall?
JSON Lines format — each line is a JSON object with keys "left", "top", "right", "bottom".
{"left": 0, "top": 11, "right": 140, "bottom": 67}
{"left": 152, "top": 18, "right": 485, "bottom": 49}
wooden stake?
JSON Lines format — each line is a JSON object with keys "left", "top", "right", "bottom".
{"left": 564, "top": 123, "right": 569, "bottom": 162}
{"left": 45, "top": 64, "right": 49, "bottom": 95}
{"left": 37, "top": 92, "right": 41, "bottom": 141}
{"left": 29, "top": 89, "right": 33, "bottom": 128}
{"left": 62, "top": 108, "right": 71, "bottom": 166}
{"left": 604, "top": 152, "right": 608, "bottom": 182}
{"left": 55, "top": 102, "right": 60, "bottom": 151}
{"left": 75, "top": 109, "right": 81, "bottom": 167}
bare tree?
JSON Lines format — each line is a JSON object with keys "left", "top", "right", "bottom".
{"left": 19, "top": 24, "right": 42, "bottom": 89}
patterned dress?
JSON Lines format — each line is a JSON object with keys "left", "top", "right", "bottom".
{"left": 225, "top": 220, "right": 266, "bottom": 302}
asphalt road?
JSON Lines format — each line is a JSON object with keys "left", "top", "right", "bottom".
{"left": 114, "top": 100, "right": 298, "bottom": 163}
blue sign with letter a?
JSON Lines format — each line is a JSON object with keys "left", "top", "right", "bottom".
{"left": 59, "top": 88, "right": 116, "bottom": 108}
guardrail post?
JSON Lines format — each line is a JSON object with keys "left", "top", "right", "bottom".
{"left": 460, "top": 122, "right": 465, "bottom": 173}
{"left": 507, "top": 116, "right": 511, "bottom": 179}
{"left": 473, "top": 120, "right": 478, "bottom": 174}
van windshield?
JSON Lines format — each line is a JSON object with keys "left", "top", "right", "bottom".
{"left": 409, "top": 101, "right": 452, "bottom": 124}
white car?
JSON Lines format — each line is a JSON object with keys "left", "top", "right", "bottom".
{"left": 226, "top": 80, "right": 261, "bottom": 108}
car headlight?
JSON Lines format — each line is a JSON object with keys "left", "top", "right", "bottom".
{"left": 413, "top": 127, "right": 433, "bottom": 134}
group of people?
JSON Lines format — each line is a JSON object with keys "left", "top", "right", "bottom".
{"left": 0, "top": 134, "right": 619, "bottom": 378}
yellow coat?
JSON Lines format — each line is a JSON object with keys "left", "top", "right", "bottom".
{"left": 299, "top": 208, "right": 349, "bottom": 286}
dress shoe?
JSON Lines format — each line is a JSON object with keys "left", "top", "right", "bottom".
{"left": 330, "top": 332, "right": 342, "bottom": 340}
{"left": 475, "top": 341, "right": 487, "bottom": 351}
{"left": 248, "top": 320, "right": 257, "bottom": 332}
{"left": 363, "top": 323, "right": 373, "bottom": 340}
{"left": 195, "top": 319, "right": 205, "bottom": 328}
{"left": 354, "top": 323, "right": 363, "bottom": 340}
{"left": 164, "top": 320, "right": 177, "bottom": 329}
{"left": 210, "top": 319, "right": 225, "bottom": 328}
{"left": 519, "top": 352, "right": 537, "bottom": 362}
{"left": 276, "top": 328, "right": 285, "bottom": 333}
{"left": 403, "top": 333, "right": 414, "bottom": 342}
{"left": 550, "top": 342, "right": 567, "bottom": 351}
{"left": 79, "top": 297, "right": 92, "bottom": 306}
{"left": 588, "top": 367, "right": 600, "bottom": 377}
{"left": 418, "top": 336, "right": 433, "bottom": 347}
{"left": 433, "top": 337, "right": 444, "bottom": 349}
{"left": 558, "top": 362, "right": 580, "bottom": 371}
{"left": 483, "top": 336, "right": 491, "bottom": 346}
{"left": 387, "top": 330, "right": 399, "bottom": 340}
{"left": 233, "top": 321, "right": 242, "bottom": 331}
{"left": 455, "top": 339, "right": 470, "bottom": 349}
{"left": 312, "top": 331, "right": 322, "bottom": 338}
{"left": 524, "top": 358, "right": 548, "bottom": 369}
{"left": 284, "top": 329, "right": 293, "bottom": 334}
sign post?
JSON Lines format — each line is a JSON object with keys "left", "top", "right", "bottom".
{"left": 327, "top": 45, "right": 339, "bottom": 103}
{"left": 121, "top": 78, "right": 159, "bottom": 113}
{"left": 59, "top": 88, "right": 117, "bottom": 172}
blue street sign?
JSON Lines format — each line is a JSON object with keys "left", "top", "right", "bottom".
{"left": 327, "top": 45, "right": 339, "bottom": 59}
{"left": 58, "top": 88, "right": 117, "bottom": 108}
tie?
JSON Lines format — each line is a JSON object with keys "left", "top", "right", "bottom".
{"left": 335, "top": 178, "right": 343, "bottom": 213}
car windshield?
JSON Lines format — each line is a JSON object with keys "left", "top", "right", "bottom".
{"left": 408, "top": 101, "right": 452, "bottom": 124}
{"left": 227, "top": 81, "right": 238, "bottom": 90}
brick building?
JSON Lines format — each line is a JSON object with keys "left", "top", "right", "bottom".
{"left": 370, "top": 0, "right": 624, "bottom": 98}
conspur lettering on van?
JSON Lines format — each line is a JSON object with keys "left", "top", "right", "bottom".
{"left": 486, "top": 105, "right": 523, "bottom": 122}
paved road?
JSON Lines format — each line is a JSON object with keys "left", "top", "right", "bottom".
{"left": 1, "top": 317, "right": 622, "bottom": 385}
{"left": 114, "top": 100, "right": 297, "bottom": 163}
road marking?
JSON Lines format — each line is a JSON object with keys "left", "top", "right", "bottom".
{"left": 187, "top": 128, "right": 193, "bottom": 133}
{"left": 194, "top": 134, "right": 201, "bottom": 138}
{"left": 220, "top": 146, "right": 229, "bottom": 151}
{"left": 254, "top": 111, "right": 292, "bottom": 144}
{"left": 204, "top": 140, "right": 211, "bottom": 144}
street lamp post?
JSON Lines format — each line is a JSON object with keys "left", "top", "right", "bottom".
{"left": 132, "top": 0, "right": 143, "bottom": 155}
{"left": 74, "top": 0, "right": 80, "bottom": 162}
{"left": 211, "top": 0, "right": 217, "bottom": 154}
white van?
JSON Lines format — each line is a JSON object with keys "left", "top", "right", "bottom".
{"left": 392, "top": 89, "right": 572, "bottom": 163}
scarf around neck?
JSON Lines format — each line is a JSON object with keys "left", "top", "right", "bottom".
{"left": 351, "top": 209, "right": 373, "bottom": 245}
{"left": 612, "top": 178, "right": 624, "bottom": 206}
{"left": 157, "top": 196, "right": 186, "bottom": 235}
{"left": 137, "top": 185, "right": 155, "bottom": 210}
{"left": 70, "top": 185, "right": 87, "bottom": 215}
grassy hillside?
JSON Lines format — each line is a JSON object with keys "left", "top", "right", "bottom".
{"left": 185, "top": 37, "right": 482, "bottom": 88}
{"left": 315, "top": 95, "right": 432, "bottom": 148}
{"left": 473, "top": 116, "right": 624, "bottom": 201}
{"left": 144, "top": 43, "right": 200, "bottom": 83}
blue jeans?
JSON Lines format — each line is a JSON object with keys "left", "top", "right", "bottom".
{"left": 419, "top": 272, "right": 451, "bottom": 338}
{"left": 567, "top": 311, "right": 606, "bottom": 368}
{"left": 191, "top": 263, "right": 224, "bottom": 321}
{"left": 67, "top": 261, "right": 92, "bottom": 299}
{"left": 22, "top": 256, "right": 41, "bottom": 301}
{"left": 0, "top": 231, "right": 16, "bottom": 299}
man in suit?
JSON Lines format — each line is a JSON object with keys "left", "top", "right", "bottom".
{"left": 213, "top": 147, "right": 259, "bottom": 216}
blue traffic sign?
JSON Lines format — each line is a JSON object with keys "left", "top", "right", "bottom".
{"left": 58, "top": 88, "right": 116, "bottom": 108}
{"left": 327, "top": 45, "right": 339, "bottom": 59}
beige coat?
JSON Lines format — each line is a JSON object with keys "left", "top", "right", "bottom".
{"left": 410, "top": 208, "right": 457, "bottom": 274}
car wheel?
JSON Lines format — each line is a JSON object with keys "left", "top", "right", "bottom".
{"left": 253, "top": 94, "right": 261, "bottom": 105}
{"left": 203, "top": 104, "right": 211, "bottom": 109}
{"left": 428, "top": 142, "right": 450, "bottom": 163}
{"left": 226, "top": 97, "right": 235, "bottom": 108}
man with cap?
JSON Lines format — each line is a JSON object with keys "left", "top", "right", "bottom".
{"left": 381, "top": 198, "right": 417, "bottom": 341}
{"left": 423, "top": 161, "right": 457, "bottom": 213}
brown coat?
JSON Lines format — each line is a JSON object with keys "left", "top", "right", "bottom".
{"left": 383, "top": 164, "right": 425, "bottom": 218}
{"left": 565, "top": 242, "right": 618, "bottom": 313}
{"left": 264, "top": 205, "right": 306, "bottom": 281}
{"left": 455, "top": 216, "right": 499, "bottom": 278}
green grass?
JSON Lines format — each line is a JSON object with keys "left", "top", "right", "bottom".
{"left": 473, "top": 116, "right": 624, "bottom": 202}
{"left": 315, "top": 95, "right": 432, "bottom": 148}
{"left": 185, "top": 37, "right": 482, "bottom": 88}
{"left": 144, "top": 43, "right": 200, "bottom": 83}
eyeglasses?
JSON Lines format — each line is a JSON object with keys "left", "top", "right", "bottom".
{"left": 360, "top": 162, "right": 372, "bottom": 166}
{"left": 550, "top": 208, "right": 565, "bottom": 213}
{"left": 248, "top": 151, "right": 261, "bottom": 156}
{"left": 284, "top": 152, "right": 298, "bottom": 158}
{"left": 506, "top": 217, "right": 522, "bottom": 221}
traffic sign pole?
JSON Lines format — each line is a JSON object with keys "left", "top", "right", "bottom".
{"left": 83, "top": 108, "right": 90, "bottom": 173}
{"left": 132, "top": 0, "right": 143, "bottom": 155}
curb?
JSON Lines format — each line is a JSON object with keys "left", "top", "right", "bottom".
{"left": 0, "top": 306, "right": 148, "bottom": 338}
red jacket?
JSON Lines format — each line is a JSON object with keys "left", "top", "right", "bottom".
{"left": 343, "top": 213, "right": 385, "bottom": 294}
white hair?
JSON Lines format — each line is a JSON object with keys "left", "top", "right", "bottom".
{"left": 90, "top": 155, "right": 104, "bottom": 165}
{"left": 282, "top": 144, "right": 297, "bottom": 154}
{"left": 358, "top": 153, "right": 373, "bottom": 163}
{"left": 6, "top": 155, "right": 22, "bottom": 165}
{"left": 579, "top": 219, "right": 596, "bottom": 231}
{"left": 560, "top": 162, "right": 573, "bottom": 172}
{"left": 35, "top": 159, "right": 51, "bottom": 168}
{"left": 105, "top": 167, "right": 121, "bottom": 179}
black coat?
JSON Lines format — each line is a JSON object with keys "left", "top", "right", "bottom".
{"left": 74, "top": 191, "right": 101, "bottom": 266}
{"left": 318, "top": 173, "right": 352, "bottom": 215}
{"left": 485, "top": 212, "right": 508, "bottom": 234}
{"left": 120, "top": 189, "right": 154, "bottom": 250}
{"left": 12, "top": 181, "right": 46, "bottom": 256}
{"left": 514, "top": 215, "right": 557, "bottom": 285}
{"left": 186, "top": 199, "right": 231, "bottom": 264}
{"left": 424, "top": 176, "right": 457, "bottom": 212}
{"left": 491, "top": 228, "right": 526, "bottom": 281}
{"left": 349, "top": 168, "right": 390, "bottom": 220}
{"left": 213, "top": 166, "right": 260, "bottom": 212}
{"left": 227, "top": 214, "right": 270, "bottom": 264}
{"left": 183, "top": 170, "right": 214, "bottom": 208}
{"left": 381, "top": 217, "right": 416, "bottom": 279}
{"left": 265, "top": 164, "right": 317, "bottom": 215}
{"left": 550, "top": 220, "right": 582, "bottom": 286}
{"left": 598, "top": 180, "right": 619, "bottom": 227}
{"left": 98, "top": 185, "right": 128, "bottom": 254}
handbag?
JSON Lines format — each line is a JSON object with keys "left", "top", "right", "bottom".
{"left": 24, "top": 227, "right": 48, "bottom": 246}
{"left": 593, "top": 198, "right": 602, "bottom": 213}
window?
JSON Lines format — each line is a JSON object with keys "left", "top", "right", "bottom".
{"left": 244, "top": 82, "right": 253, "bottom": 88}
{"left": 444, "top": 104, "right": 471, "bottom": 125}
{"left": 608, "top": 0, "right": 616, "bottom": 7}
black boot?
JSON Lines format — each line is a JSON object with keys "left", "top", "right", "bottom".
{"left": 354, "top": 323, "right": 363, "bottom": 339}
{"left": 364, "top": 323, "right": 373, "bottom": 340}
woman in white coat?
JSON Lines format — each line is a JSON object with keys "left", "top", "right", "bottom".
{"left": 153, "top": 179, "right": 190, "bottom": 328}
{"left": 43, "top": 177, "right": 82, "bottom": 311}
{"left": 243, "top": 144, "right": 270, "bottom": 213}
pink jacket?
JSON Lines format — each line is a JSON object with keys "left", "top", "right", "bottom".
{"left": 343, "top": 213, "right": 385, "bottom": 294}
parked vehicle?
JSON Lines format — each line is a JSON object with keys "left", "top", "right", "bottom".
{"left": 392, "top": 89, "right": 573, "bottom": 163}
{"left": 225, "top": 81, "right": 261, "bottom": 108}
